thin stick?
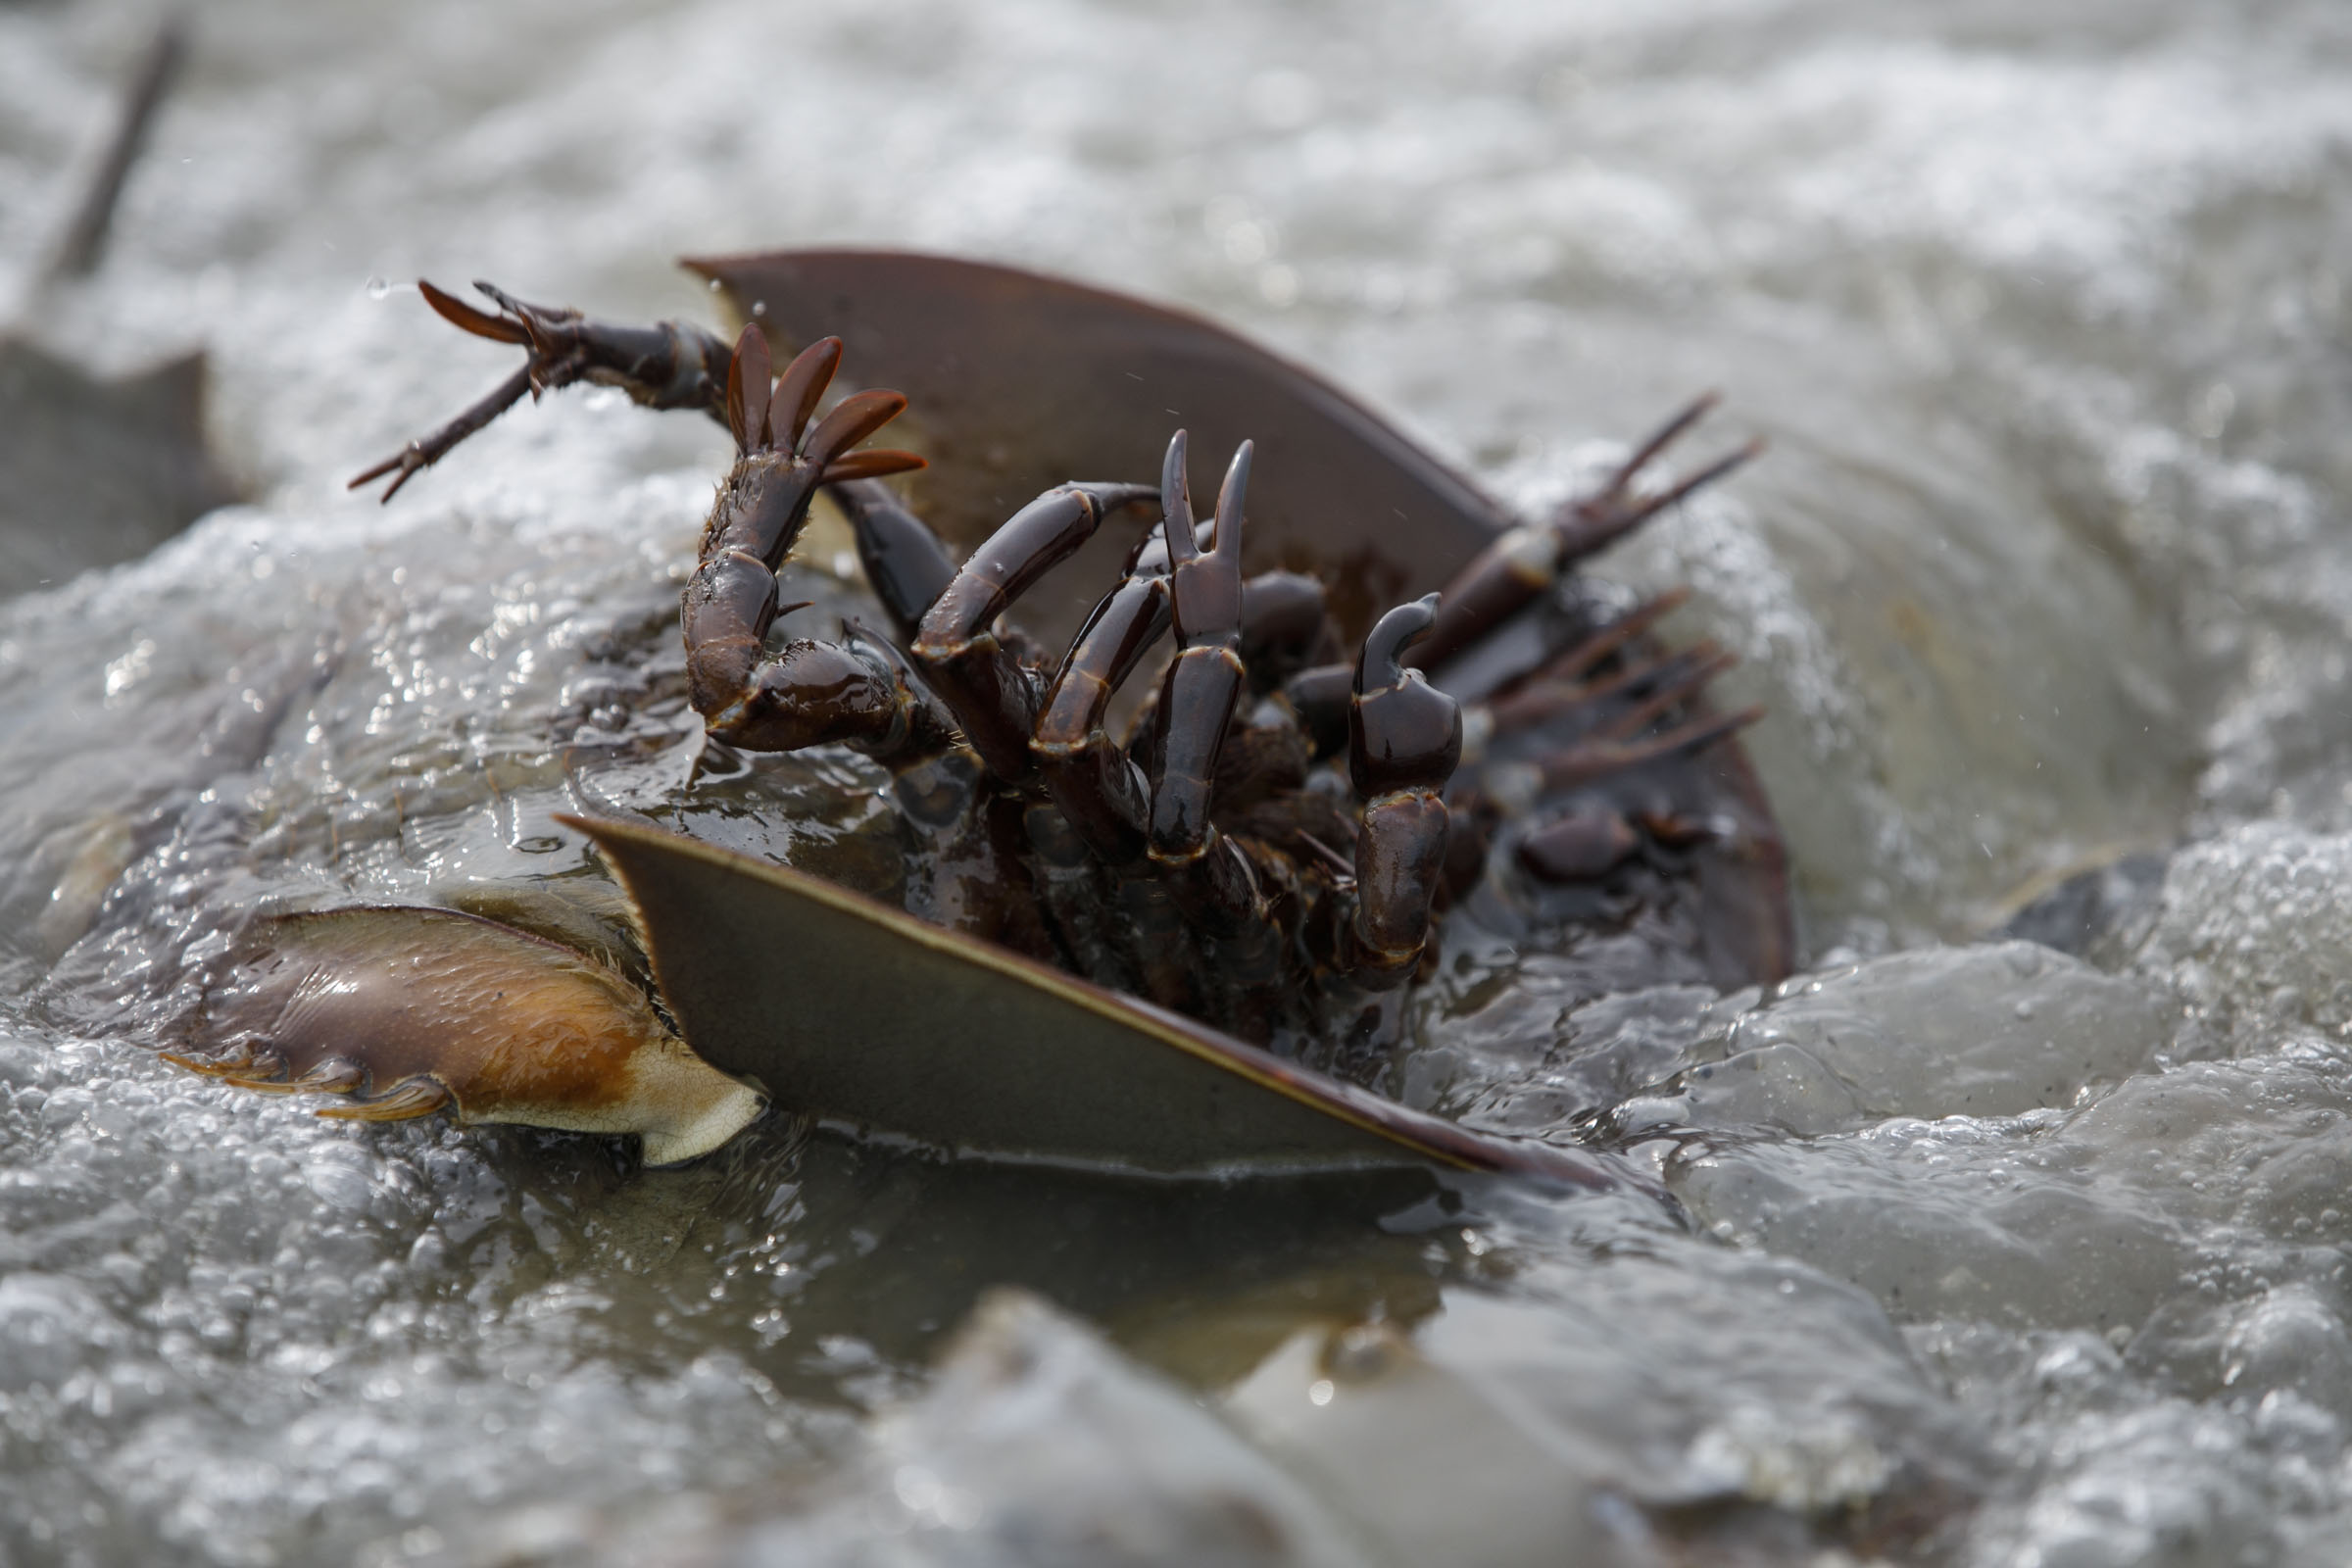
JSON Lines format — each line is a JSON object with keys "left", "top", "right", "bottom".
{"left": 45, "top": 13, "right": 189, "bottom": 283}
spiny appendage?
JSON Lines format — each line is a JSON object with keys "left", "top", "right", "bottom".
{"left": 1126, "top": 432, "right": 1274, "bottom": 938}
{"left": 1412, "top": 395, "right": 1762, "bottom": 674}
{"left": 1144, "top": 432, "right": 1252, "bottom": 866}
{"left": 1486, "top": 593, "right": 1761, "bottom": 783}
{"left": 682, "top": 326, "right": 935, "bottom": 755}
{"left": 1342, "top": 596, "right": 1463, "bottom": 987}
{"left": 908, "top": 460, "right": 1158, "bottom": 787}
{"left": 350, "top": 279, "right": 741, "bottom": 501}
{"left": 1464, "top": 590, "right": 1764, "bottom": 884}
{"left": 1554, "top": 392, "right": 1764, "bottom": 558}
{"left": 1024, "top": 460, "right": 1335, "bottom": 871}
{"left": 1004, "top": 428, "right": 1461, "bottom": 981}
{"left": 987, "top": 430, "right": 1262, "bottom": 933}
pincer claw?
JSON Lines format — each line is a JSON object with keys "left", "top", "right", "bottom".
{"left": 350, "top": 278, "right": 737, "bottom": 501}
{"left": 1350, "top": 594, "right": 1461, "bottom": 800}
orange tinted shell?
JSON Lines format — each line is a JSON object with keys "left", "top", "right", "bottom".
{"left": 174, "top": 906, "right": 763, "bottom": 1165}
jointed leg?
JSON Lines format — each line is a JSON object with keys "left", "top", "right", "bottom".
{"left": 1338, "top": 598, "right": 1462, "bottom": 988}
{"left": 1408, "top": 397, "right": 1761, "bottom": 674}
{"left": 1148, "top": 433, "right": 1252, "bottom": 862}
{"left": 1485, "top": 638, "right": 1734, "bottom": 739}
{"left": 351, "top": 280, "right": 738, "bottom": 500}
{"left": 912, "top": 476, "right": 1157, "bottom": 785}
{"left": 1003, "top": 431, "right": 1264, "bottom": 931}
{"left": 679, "top": 328, "right": 945, "bottom": 761}
{"left": 1032, "top": 572, "right": 1171, "bottom": 866}
{"left": 1237, "top": 570, "right": 1331, "bottom": 682}
{"left": 1439, "top": 587, "right": 1765, "bottom": 886}
{"left": 832, "top": 479, "right": 960, "bottom": 642}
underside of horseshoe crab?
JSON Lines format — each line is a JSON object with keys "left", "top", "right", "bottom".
{"left": 172, "top": 249, "right": 1793, "bottom": 1180}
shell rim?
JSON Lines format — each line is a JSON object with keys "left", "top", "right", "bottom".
{"left": 560, "top": 810, "right": 1642, "bottom": 1192}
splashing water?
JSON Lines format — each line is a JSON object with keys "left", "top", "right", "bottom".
{"left": 5, "top": 0, "right": 2352, "bottom": 1562}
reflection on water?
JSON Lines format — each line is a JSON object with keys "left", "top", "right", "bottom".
{"left": 6, "top": 0, "right": 2352, "bottom": 1561}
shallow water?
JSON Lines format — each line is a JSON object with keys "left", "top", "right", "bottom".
{"left": 5, "top": 0, "right": 2352, "bottom": 1561}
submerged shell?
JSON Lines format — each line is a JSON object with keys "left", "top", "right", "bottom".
{"left": 174, "top": 906, "right": 764, "bottom": 1165}
{"left": 568, "top": 812, "right": 1647, "bottom": 1191}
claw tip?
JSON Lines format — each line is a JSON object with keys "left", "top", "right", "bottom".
{"left": 1214, "top": 440, "right": 1254, "bottom": 538}
{"left": 1363, "top": 595, "right": 1442, "bottom": 684}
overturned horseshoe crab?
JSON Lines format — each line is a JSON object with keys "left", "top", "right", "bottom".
{"left": 173, "top": 250, "right": 1791, "bottom": 1183}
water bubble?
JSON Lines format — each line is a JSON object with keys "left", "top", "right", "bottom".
{"left": 366, "top": 276, "right": 390, "bottom": 299}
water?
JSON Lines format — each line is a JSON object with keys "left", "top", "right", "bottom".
{"left": 4, "top": 0, "right": 2352, "bottom": 1560}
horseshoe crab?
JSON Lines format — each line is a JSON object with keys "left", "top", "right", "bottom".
{"left": 173, "top": 250, "right": 1791, "bottom": 1183}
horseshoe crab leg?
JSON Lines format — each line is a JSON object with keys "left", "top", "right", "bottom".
{"left": 1342, "top": 597, "right": 1462, "bottom": 988}
{"left": 1146, "top": 437, "right": 1253, "bottom": 862}
{"left": 350, "top": 280, "right": 738, "bottom": 500}
{"left": 1110, "top": 435, "right": 1295, "bottom": 940}
{"left": 832, "top": 478, "right": 961, "bottom": 641}
{"left": 347, "top": 364, "right": 537, "bottom": 501}
{"left": 1511, "top": 586, "right": 1692, "bottom": 688}
{"left": 1236, "top": 569, "right": 1332, "bottom": 682}
{"left": 910, "top": 477, "right": 1159, "bottom": 785}
{"left": 1031, "top": 528, "right": 1326, "bottom": 819}
{"left": 1026, "top": 433, "right": 1463, "bottom": 978}
{"left": 1408, "top": 397, "right": 1761, "bottom": 675}
{"left": 1484, "top": 639, "right": 1733, "bottom": 738}
{"left": 1589, "top": 646, "right": 1742, "bottom": 742}
{"left": 681, "top": 328, "right": 954, "bottom": 760}
{"left": 1481, "top": 606, "right": 1761, "bottom": 787}
{"left": 356, "top": 297, "right": 963, "bottom": 764}
{"left": 1535, "top": 705, "right": 1764, "bottom": 794}
{"left": 1032, "top": 572, "right": 1172, "bottom": 868}
{"left": 1022, "top": 462, "right": 1300, "bottom": 1018}
{"left": 1368, "top": 590, "right": 1758, "bottom": 890}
